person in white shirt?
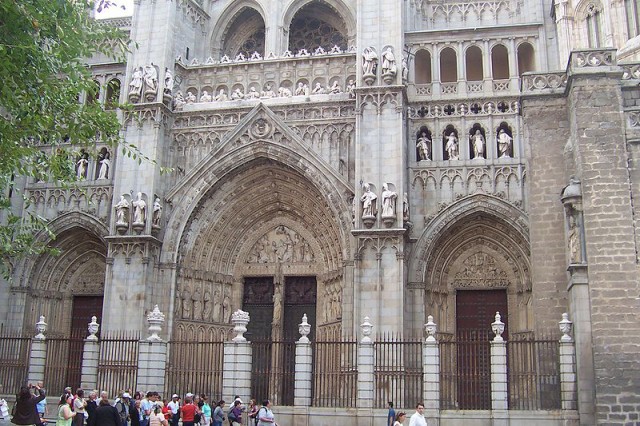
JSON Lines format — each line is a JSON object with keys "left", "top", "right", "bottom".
{"left": 167, "top": 395, "right": 181, "bottom": 426}
{"left": 408, "top": 403, "right": 427, "bottom": 426}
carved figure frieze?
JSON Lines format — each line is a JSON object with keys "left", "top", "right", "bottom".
{"left": 452, "top": 252, "right": 509, "bottom": 288}
{"left": 322, "top": 279, "right": 342, "bottom": 323}
{"left": 175, "top": 276, "right": 232, "bottom": 324}
{"left": 246, "top": 225, "right": 315, "bottom": 263}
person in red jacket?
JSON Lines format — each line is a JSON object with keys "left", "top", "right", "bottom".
{"left": 180, "top": 396, "right": 197, "bottom": 426}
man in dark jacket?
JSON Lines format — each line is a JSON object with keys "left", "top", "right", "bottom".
{"left": 86, "top": 391, "right": 99, "bottom": 426}
{"left": 11, "top": 385, "right": 45, "bottom": 425}
{"left": 93, "top": 399, "right": 121, "bottom": 426}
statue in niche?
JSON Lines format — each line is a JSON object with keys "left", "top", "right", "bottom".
{"left": 311, "top": 83, "right": 326, "bottom": 94}
{"left": 212, "top": 289, "right": 221, "bottom": 322}
{"left": 346, "top": 79, "right": 356, "bottom": 98}
{"left": 261, "top": 84, "right": 276, "bottom": 98}
{"left": 132, "top": 192, "right": 146, "bottom": 225}
{"left": 174, "top": 91, "right": 186, "bottom": 110}
{"left": 278, "top": 86, "right": 292, "bottom": 97}
{"left": 114, "top": 195, "right": 130, "bottom": 225}
{"left": 402, "top": 56, "right": 409, "bottom": 82}
{"left": 203, "top": 290, "right": 212, "bottom": 321}
{"left": 186, "top": 91, "right": 196, "bottom": 104}
{"left": 471, "top": 129, "right": 485, "bottom": 159}
{"left": 446, "top": 132, "right": 459, "bottom": 160}
{"left": 416, "top": 132, "right": 431, "bottom": 161}
{"left": 143, "top": 64, "right": 158, "bottom": 99}
{"left": 222, "top": 293, "right": 231, "bottom": 323}
{"left": 181, "top": 286, "right": 192, "bottom": 319}
{"left": 152, "top": 198, "right": 162, "bottom": 227}
{"left": 97, "top": 152, "right": 111, "bottom": 180}
{"left": 164, "top": 68, "right": 174, "bottom": 96}
{"left": 174, "top": 289, "right": 182, "bottom": 317}
{"left": 381, "top": 183, "right": 397, "bottom": 219}
{"left": 231, "top": 88, "right": 245, "bottom": 100}
{"left": 215, "top": 89, "right": 228, "bottom": 102}
{"left": 128, "top": 67, "right": 143, "bottom": 100}
{"left": 247, "top": 87, "right": 260, "bottom": 99}
{"left": 272, "top": 281, "right": 282, "bottom": 324}
{"left": 361, "top": 183, "right": 378, "bottom": 218}
{"left": 568, "top": 213, "right": 582, "bottom": 263}
{"left": 329, "top": 81, "right": 342, "bottom": 94}
{"left": 497, "top": 129, "right": 513, "bottom": 158}
{"left": 192, "top": 287, "right": 202, "bottom": 321}
{"left": 295, "top": 82, "right": 307, "bottom": 96}
{"left": 381, "top": 47, "right": 397, "bottom": 76}
{"left": 200, "top": 91, "right": 212, "bottom": 102}
{"left": 362, "top": 47, "right": 378, "bottom": 76}
{"left": 76, "top": 150, "right": 89, "bottom": 179}
{"left": 403, "top": 193, "right": 410, "bottom": 223}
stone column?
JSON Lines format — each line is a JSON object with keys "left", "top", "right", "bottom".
{"left": 490, "top": 313, "right": 508, "bottom": 426}
{"left": 27, "top": 316, "right": 47, "bottom": 385}
{"left": 357, "top": 317, "right": 374, "bottom": 411}
{"left": 558, "top": 313, "right": 577, "bottom": 411}
{"left": 222, "top": 311, "right": 252, "bottom": 403}
{"left": 137, "top": 306, "right": 167, "bottom": 394}
{"left": 80, "top": 316, "right": 100, "bottom": 390}
{"left": 294, "top": 314, "right": 312, "bottom": 407}
{"left": 423, "top": 316, "right": 440, "bottom": 426}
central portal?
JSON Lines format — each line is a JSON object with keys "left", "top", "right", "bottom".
{"left": 243, "top": 275, "right": 317, "bottom": 404}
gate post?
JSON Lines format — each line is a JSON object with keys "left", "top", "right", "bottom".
{"left": 357, "top": 316, "right": 374, "bottom": 411}
{"left": 27, "top": 316, "right": 47, "bottom": 385}
{"left": 423, "top": 316, "right": 440, "bottom": 426}
{"left": 80, "top": 316, "right": 101, "bottom": 390}
{"left": 559, "top": 313, "right": 577, "bottom": 410}
{"left": 222, "top": 310, "right": 252, "bottom": 402}
{"left": 490, "top": 312, "right": 508, "bottom": 426}
{"left": 294, "top": 314, "right": 312, "bottom": 406}
{"left": 137, "top": 306, "right": 168, "bottom": 395}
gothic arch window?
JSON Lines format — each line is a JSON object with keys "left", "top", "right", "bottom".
{"left": 578, "top": 2, "right": 603, "bottom": 48}
{"left": 415, "top": 49, "right": 432, "bottom": 84}
{"left": 105, "top": 78, "right": 121, "bottom": 109}
{"left": 491, "top": 44, "right": 509, "bottom": 79}
{"left": 86, "top": 79, "right": 100, "bottom": 105}
{"left": 517, "top": 42, "right": 535, "bottom": 76}
{"left": 287, "top": 2, "right": 348, "bottom": 54}
{"left": 440, "top": 47, "right": 458, "bottom": 83}
{"left": 221, "top": 7, "right": 266, "bottom": 58}
{"left": 625, "top": 0, "right": 640, "bottom": 38}
{"left": 465, "top": 45, "right": 483, "bottom": 81}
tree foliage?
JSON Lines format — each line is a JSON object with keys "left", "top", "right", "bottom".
{"left": 0, "top": 0, "right": 129, "bottom": 276}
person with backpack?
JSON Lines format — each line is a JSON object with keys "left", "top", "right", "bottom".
{"left": 212, "top": 401, "right": 225, "bottom": 426}
{"left": 227, "top": 400, "right": 242, "bottom": 426}
{"left": 256, "top": 400, "right": 277, "bottom": 426}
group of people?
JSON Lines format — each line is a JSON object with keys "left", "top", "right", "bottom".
{"left": 387, "top": 402, "right": 428, "bottom": 426}
{"left": 9, "top": 385, "right": 278, "bottom": 426}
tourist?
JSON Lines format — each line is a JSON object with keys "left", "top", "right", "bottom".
{"left": 180, "top": 396, "right": 197, "bottom": 426}
{"left": 11, "top": 384, "right": 46, "bottom": 426}
{"left": 54, "top": 394, "right": 76, "bottom": 426}
{"left": 73, "top": 389, "right": 87, "bottom": 426}
{"left": 94, "top": 399, "right": 121, "bottom": 426}
{"left": 228, "top": 400, "right": 242, "bottom": 426}
{"left": 130, "top": 400, "right": 142, "bottom": 426}
{"left": 167, "top": 395, "right": 180, "bottom": 426}
{"left": 115, "top": 392, "right": 131, "bottom": 426}
{"left": 246, "top": 400, "right": 258, "bottom": 426}
{"left": 408, "top": 403, "right": 426, "bottom": 426}
{"left": 86, "top": 391, "right": 98, "bottom": 426}
{"left": 149, "top": 404, "right": 168, "bottom": 426}
{"left": 200, "top": 395, "right": 211, "bottom": 426}
{"left": 256, "top": 400, "right": 277, "bottom": 426}
{"left": 212, "top": 400, "right": 225, "bottom": 426}
{"left": 393, "top": 412, "right": 406, "bottom": 426}
{"left": 387, "top": 402, "right": 395, "bottom": 426}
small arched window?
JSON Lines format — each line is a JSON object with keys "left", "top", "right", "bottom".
{"left": 585, "top": 3, "right": 603, "bottom": 47}
{"left": 465, "top": 45, "right": 483, "bottom": 81}
{"left": 491, "top": 44, "right": 509, "bottom": 80}
{"left": 517, "top": 42, "right": 535, "bottom": 76}
{"left": 415, "top": 49, "right": 432, "bottom": 84}
{"left": 105, "top": 79, "right": 121, "bottom": 109}
{"left": 440, "top": 47, "right": 458, "bottom": 83}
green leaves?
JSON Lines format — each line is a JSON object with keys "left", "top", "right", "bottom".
{"left": 0, "top": 0, "right": 130, "bottom": 277}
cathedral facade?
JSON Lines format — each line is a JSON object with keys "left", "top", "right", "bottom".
{"left": 2, "top": 0, "right": 640, "bottom": 424}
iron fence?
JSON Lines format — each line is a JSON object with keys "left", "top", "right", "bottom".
{"left": 44, "top": 333, "right": 85, "bottom": 396}
{"left": 312, "top": 341, "right": 357, "bottom": 407}
{"left": 0, "top": 333, "right": 31, "bottom": 395}
{"left": 374, "top": 337, "right": 423, "bottom": 409}
{"left": 165, "top": 341, "right": 224, "bottom": 400}
{"left": 508, "top": 333, "right": 561, "bottom": 410}
{"left": 250, "top": 341, "right": 296, "bottom": 406}
{"left": 96, "top": 331, "right": 139, "bottom": 396}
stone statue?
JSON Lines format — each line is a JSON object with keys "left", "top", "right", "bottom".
{"left": 361, "top": 183, "right": 378, "bottom": 218}
{"left": 203, "top": 290, "right": 212, "bottom": 321}
{"left": 446, "top": 132, "right": 459, "bottom": 160}
{"left": 213, "top": 290, "right": 221, "bottom": 322}
{"left": 115, "top": 195, "right": 129, "bottom": 225}
{"left": 402, "top": 56, "right": 409, "bottom": 81}
{"left": 192, "top": 287, "right": 202, "bottom": 321}
{"left": 185, "top": 91, "right": 196, "bottom": 104}
{"left": 471, "top": 129, "right": 485, "bottom": 159}
{"left": 128, "top": 67, "right": 143, "bottom": 100}
{"left": 498, "top": 129, "right": 513, "bottom": 158}
{"left": 231, "top": 87, "right": 245, "bottom": 100}
{"left": 152, "top": 198, "right": 162, "bottom": 227}
{"left": 381, "top": 183, "right": 397, "bottom": 219}
{"left": 97, "top": 152, "right": 111, "bottom": 180}
{"left": 143, "top": 64, "right": 158, "bottom": 99}
{"left": 417, "top": 132, "right": 431, "bottom": 161}
{"left": 132, "top": 192, "right": 146, "bottom": 225}
{"left": 182, "top": 287, "right": 192, "bottom": 319}
{"left": 247, "top": 87, "right": 260, "bottom": 99}
{"left": 278, "top": 86, "right": 292, "bottom": 97}
{"left": 568, "top": 214, "right": 582, "bottom": 263}
{"left": 164, "top": 68, "right": 174, "bottom": 96}
{"left": 346, "top": 80, "right": 356, "bottom": 98}
{"left": 295, "top": 82, "right": 306, "bottom": 96}
{"left": 174, "top": 91, "right": 186, "bottom": 110}
{"left": 200, "top": 90, "right": 212, "bottom": 102}
{"left": 403, "top": 193, "right": 410, "bottom": 222}
{"left": 381, "top": 47, "right": 397, "bottom": 76}
{"left": 261, "top": 84, "right": 276, "bottom": 98}
{"left": 329, "top": 81, "right": 342, "bottom": 94}
{"left": 312, "top": 82, "right": 325, "bottom": 94}
{"left": 222, "top": 294, "right": 231, "bottom": 323}
{"left": 215, "top": 89, "right": 228, "bottom": 102}
{"left": 76, "top": 151, "right": 88, "bottom": 179}
{"left": 362, "top": 47, "right": 378, "bottom": 76}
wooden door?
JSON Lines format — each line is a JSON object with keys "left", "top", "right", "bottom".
{"left": 456, "top": 290, "right": 507, "bottom": 409}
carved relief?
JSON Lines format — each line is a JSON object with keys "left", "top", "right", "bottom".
{"left": 322, "top": 278, "right": 343, "bottom": 323}
{"left": 246, "top": 225, "right": 315, "bottom": 263}
{"left": 175, "top": 268, "right": 233, "bottom": 324}
{"left": 451, "top": 252, "right": 510, "bottom": 288}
